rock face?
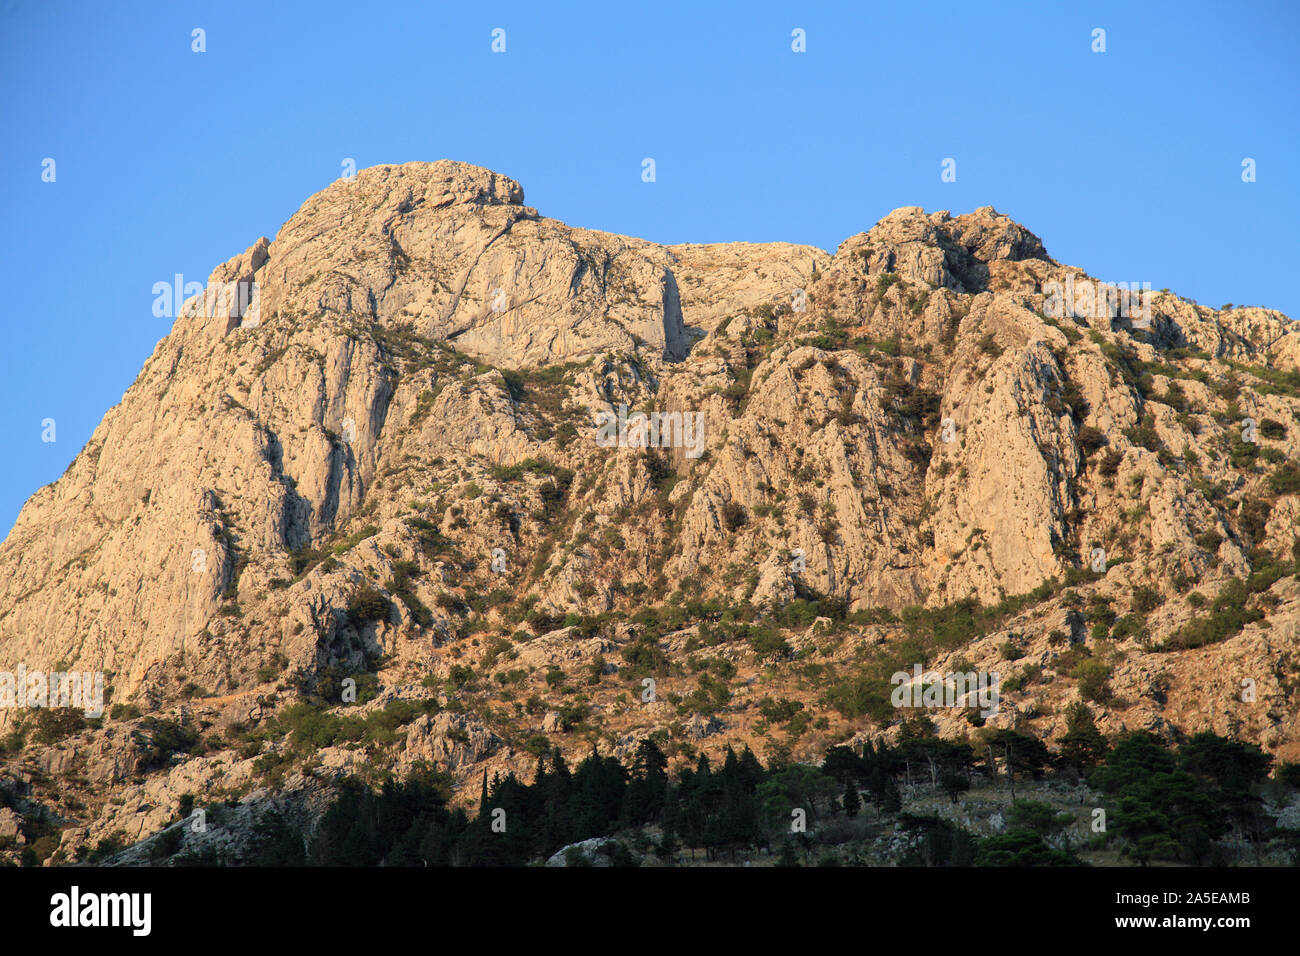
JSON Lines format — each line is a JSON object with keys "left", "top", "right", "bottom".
{"left": 261, "top": 161, "right": 689, "bottom": 368}
{"left": 2, "top": 160, "right": 1300, "bottom": 863}
{"left": 666, "top": 241, "right": 829, "bottom": 335}
{"left": 545, "top": 836, "right": 621, "bottom": 867}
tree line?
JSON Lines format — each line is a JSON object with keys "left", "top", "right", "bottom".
{"left": 224, "top": 710, "right": 1299, "bottom": 867}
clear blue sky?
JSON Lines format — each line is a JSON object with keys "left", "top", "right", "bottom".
{"left": 1, "top": 0, "right": 1297, "bottom": 537}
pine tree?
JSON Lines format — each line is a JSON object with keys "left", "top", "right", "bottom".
{"left": 880, "top": 775, "right": 902, "bottom": 814}
{"left": 1060, "top": 701, "right": 1109, "bottom": 773}
{"left": 622, "top": 737, "right": 669, "bottom": 826}
{"left": 843, "top": 780, "right": 862, "bottom": 818}
{"left": 823, "top": 744, "right": 864, "bottom": 785}
{"left": 737, "top": 745, "right": 765, "bottom": 788}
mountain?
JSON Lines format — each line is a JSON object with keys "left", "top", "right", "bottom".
{"left": 3, "top": 160, "right": 1299, "bottom": 864}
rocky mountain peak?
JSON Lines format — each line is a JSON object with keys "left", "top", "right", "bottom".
{"left": 229, "top": 159, "right": 692, "bottom": 370}
{"left": 3, "top": 162, "right": 1299, "bottom": 863}
{"left": 835, "top": 204, "right": 1053, "bottom": 294}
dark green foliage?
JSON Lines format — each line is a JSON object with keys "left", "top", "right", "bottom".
{"left": 758, "top": 697, "right": 805, "bottom": 724}
{"left": 385, "top": 561, "right": 433, "bottom": 627}
{"left": 939, "top": 771, "right": 970, "bottom": 803}
{"left": 1239, "top": 496, "right": 1271, "bottom": 541}
{"left": 310, "top": 774, "right": 460, "bottom": 866}
{"left": 82, "top": 833, "right": 127, "bottom": 864}
{"left": 1219, "top": 359, "right": 1300, "bottom": 398}
{"left": 975, "top": 828, "right": 1078, "bottom": 866}
{"left": 824, "top": 582, "right": 1060, "bottom": 722}
{"left": 347, "top": 585, "right": 392, "bottom": 628}
{"left": 843, "top": 780, "right": 862, "bottom": 818}
{"left": 29, "top": 708, "right": 88, "bottom": 745}
{"left": 621, "top": 739, "right": 670, "bottom": 827}
{"left": 302, "top": 739, "right": 827, "bottom": 866}
{"left": 747, "top": 626, "right": 793, "bottom": 659}
{"left": 1058, "top": 702, "right": 1108, "bottom": 772}
{"left": 331, "top": 525, "right": 379, "bottom": 554}
{"left": 1109, "top": 612, "right": 1146, "bottom": 641}
{"left": 1259, "top": 418, "right": 1287, "bottom": 440}
{"left": 1276, "top": 762, "right": 1300, "bottom": 789}
{"left": 987, "top": 729, "right": 1051, "bottom": 791}
{"left": 1087, "top": 731, "right": 1272, "bottom": 865}
{"left": 776, "top": 840, "right": 801, "bottom": 867}
{"left": 1268, "top": 461, "right": 1300, "bottom": 495}
{"left": 896, "top": 813, "right": 978, "bottom": 866}
{"left": 133, "top": 718, "right": 202, "bottom": 771}
{"left": 1179, "top": 732, "right": 1272, "bottom": 796}
{"left": 641, "top": 449, "right": 677, "bottom": 499}
{"left": 1164, "top": 577, "right": 1262, "bottom": 650}
{"left": 149, "top": 826, "right": 184, "bottom": 862}
{"left": 272, "top": 697, "right": 438, "bottom": 750}
{"left": 281, "top": 692, "right": 1279, "bottom": 868}
{"left": 307, "top": 741, "right": 768, "bottom": 866}
{"left": 404, "top": 516, "right": 454, "bottom": 557}
{"left": 245, "top": 809, "right": 307, "bottom": 866}
{"left": 288, "top": 545, "right": 326, "bottom": 579}
{"left": 1123, "top": 415, "right": 1162, "bottom": 452}
{"left": 619, "top": 637, "right": 671, "bottom": 679}
{"left": 1005, "top": 800, "right": 1073, "bottom": 837}
{"left": 1131, "top": 585, "right": 1163, "bottom": 613}
{"left": 821, "top": 745, "right": 866, "bottom": 785}
{"left": 1071, "top": 659, "right": 1112, "bottom": 702}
